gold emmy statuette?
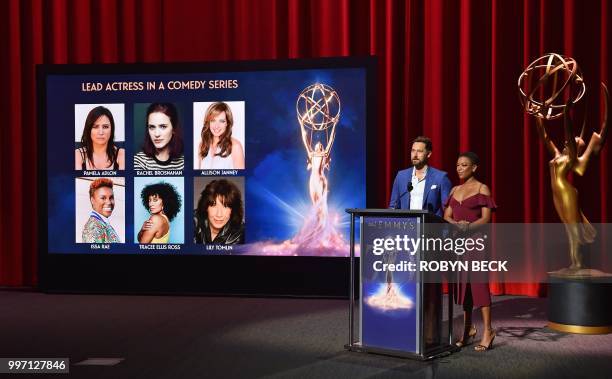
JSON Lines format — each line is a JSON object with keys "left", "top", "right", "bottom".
{"left": 518, "top": 53, "right": 609, "bottom": 278}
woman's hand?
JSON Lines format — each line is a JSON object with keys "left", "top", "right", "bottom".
{"left": 141, "top": 219, "right": 154, "bottom": 231}
{"left": 137, "top": 216, "right": 159, "bottom": 243}
{"left": 456, "top": 220, "right": 470, "bottom": 232}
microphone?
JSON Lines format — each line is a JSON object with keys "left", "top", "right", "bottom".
{"left": 394, "top": 181, "right": 414, "bottom": 209}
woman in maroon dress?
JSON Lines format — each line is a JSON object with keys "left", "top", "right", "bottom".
{"left": 444, "top": 151, "right": 497, "bottom": 351}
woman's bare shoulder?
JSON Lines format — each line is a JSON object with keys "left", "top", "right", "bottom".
{"left": 149, "top": 214, "right": 167, "bottom": 227}
{"left": 231, "top": 138, "right": 243, "bottom": 150}
{"left": 478, "top": 183, "right": 491, "bottom": 196}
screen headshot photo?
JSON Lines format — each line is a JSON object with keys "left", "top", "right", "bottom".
{"left": 133, "top": 103, "right": 185, "bottom": 171}
{"left": 193, "top": 101, "right": 245, "bottom": 170}
{"left": 75, "top": 177, "right": 125, "bottom": 244}
{"left": 193, "top": 177, "right": 245, "bottom": 245}
{"left": 74, "top": 104, "right": 125, "bottom": 170}
{"left": 134, "top": 177, "right": 185, "bottom": 244}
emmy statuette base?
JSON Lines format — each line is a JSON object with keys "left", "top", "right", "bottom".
{"left": 547, "top": 274, "right": 612, "bottom": 335}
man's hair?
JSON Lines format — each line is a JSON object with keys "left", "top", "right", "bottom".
{"left": 412, "top": 136, "right": 432, "bottom": 151}
{"left": 89, "top": 178, "right": 114, "bottom": 198}
{"left": 458, "top": 151, "right": 480, "bottom": 165}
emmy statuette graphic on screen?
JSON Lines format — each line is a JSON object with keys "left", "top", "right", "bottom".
{"left": 244, "top": 82, "right": 354, "bottom": 256}
{"left": 291, "top": 83, "right": 347, "bottom": 252}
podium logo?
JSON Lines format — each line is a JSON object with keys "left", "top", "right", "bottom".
{"left": 366, "top": 220, "right": 416, "bottom": 230}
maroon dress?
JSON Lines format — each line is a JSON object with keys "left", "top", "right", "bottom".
{"left": 445, "top": 192, "right": 497, "bottom": 308}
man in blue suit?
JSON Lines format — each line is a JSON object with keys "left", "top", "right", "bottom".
{"left": 389, "top": 136, "right": 451, "bottom": 216}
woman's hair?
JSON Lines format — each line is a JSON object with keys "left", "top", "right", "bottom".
{"left": 81, "top": 106, "right": 117, "bottom": 167}
{"left": 199, "top": 102, "right": 234, "bottom": 159}
{"left": 142, "top": 103, "right": 184, "bottom": 159}
{"left": 196, "top": 179, "right": 243, "bottom": 227}
{"left": 89, "top": 178, "right": 114, "bottom": 198}
{"left": 458, "top": 151, "right": 480, "bottom": 165}
{"left": 140, "top": 182, "right": 182, "bottom": 221}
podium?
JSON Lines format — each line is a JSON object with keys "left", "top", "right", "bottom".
{"left": 344, "top": 209, "right": 457, "bottom": 360}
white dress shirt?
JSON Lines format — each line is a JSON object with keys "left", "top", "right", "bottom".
{"left": 409, "top": 167, "right": 427, "bottom": 210}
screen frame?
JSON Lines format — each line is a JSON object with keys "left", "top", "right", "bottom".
{"left": 37, "top": 57, "right": 377, "bottom": 297}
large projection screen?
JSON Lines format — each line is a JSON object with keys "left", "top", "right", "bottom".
{"left": 38, "top": 58, "right": 375, "bottom": 296}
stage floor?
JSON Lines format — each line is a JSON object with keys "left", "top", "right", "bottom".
{"left": 0, "top": 290, "right": 610, "bottom": 378}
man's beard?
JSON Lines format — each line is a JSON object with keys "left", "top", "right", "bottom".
{"left": 412, "top": 158, "right": 427, "bottom": 169}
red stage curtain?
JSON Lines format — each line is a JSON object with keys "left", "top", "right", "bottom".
{"left": 1, "top": 0, "right": 610, "bottom": 295}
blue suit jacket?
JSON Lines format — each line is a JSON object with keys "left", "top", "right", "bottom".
{"left": 388, "top": 166, "right": 452, "bottom": 217}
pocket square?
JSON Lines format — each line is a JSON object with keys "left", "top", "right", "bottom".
{"left": 431, "top": 184, "right": 438, "bottom": 189}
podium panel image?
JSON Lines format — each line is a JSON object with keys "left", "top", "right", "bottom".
{"left": 345, "top": 209, "right": 455, "bottom": 360}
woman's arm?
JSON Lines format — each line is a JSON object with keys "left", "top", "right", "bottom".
{"left": 467, "top": 184, "right": 493, "bottom": 229}
{"left": 443, "top": 205, "right": 456, "bottom": 224}
{"left": 117, "top": 148, "right": 125, "bottom": 170}
{"left": 443, "top": 186, "right": 457, "bottom": 224}
{"left": 470, "top": 207, "right": 492, "bottom": 228}
{"left": 75, "top": 149, "right": 83, "bottom": 170}
{"left": 82, "top": 219, "right": 98, "bottom": 243}
{"left": 231, "top": 139, "right": 245, "bottom": 169}
{"left": 137, "top": 215, "right": 162, "bottom": 243}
